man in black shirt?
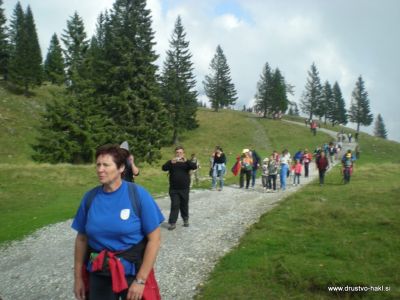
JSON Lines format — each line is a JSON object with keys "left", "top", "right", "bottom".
{"left": 162, "top": 146, "right": 197, "bottom": 230}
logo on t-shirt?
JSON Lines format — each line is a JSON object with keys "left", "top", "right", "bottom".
{"left": 120, "top": 209, "right": 130, "bottom": 220}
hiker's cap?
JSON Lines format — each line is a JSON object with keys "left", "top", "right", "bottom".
{"left": 242, "top": 148, "right": 250, "bottom": 154}
{"left": 263, "top": 158, "right": 269, "bottom": 162}
{"left": 120, "top": 141, "right": 129, "bottom": 151}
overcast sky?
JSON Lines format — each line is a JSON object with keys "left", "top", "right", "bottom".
{"left": 4, "top": 0, "right": 400, "bottom": 142}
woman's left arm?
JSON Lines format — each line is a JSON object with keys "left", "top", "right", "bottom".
{"left": 127, "top": 227, "right": 161, "bottom": 299}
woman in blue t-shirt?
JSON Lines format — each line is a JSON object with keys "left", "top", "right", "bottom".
{"left": 72, "top": 144, "right": 164, "bottom": 300}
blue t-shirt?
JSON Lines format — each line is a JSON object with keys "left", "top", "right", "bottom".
{"left": 71, "top": 181, "right": 164, "bottom": 274}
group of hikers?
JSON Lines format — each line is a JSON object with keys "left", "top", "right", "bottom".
{"left": 70, "top": 138, "right": 357, "bottom": 299}
{"left": 207, "top": 140, "right": 357, "bottom": 193}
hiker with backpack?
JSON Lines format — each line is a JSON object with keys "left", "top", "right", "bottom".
{"left": 239, "top": 149, "right": 253, "bottom": 189}
{"left": 72, "top": 144, "right": 164, "bottom": 300}
{"left": 249, "top": 147, "right": 262, "bottom": 188}
{"left": 342, "top": 149, "right": 356, "bottom": 184}
{"left": 120, "top": 141, "right": 140, "bottom": 182}
{"left": 267, "top": 153, "right": 279, "bottom": 192}
{"left": 316, "top": 151, "right": 329, "bottom": 186}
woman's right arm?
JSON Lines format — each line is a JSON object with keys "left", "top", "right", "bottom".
{"left": 74, "top": 233, "right": 88, "bottom": 300}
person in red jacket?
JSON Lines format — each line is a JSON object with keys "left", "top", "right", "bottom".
{"left": 316, "top": 151, "right": 329, "bottom": 185}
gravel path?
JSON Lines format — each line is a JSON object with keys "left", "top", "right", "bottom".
{"left": 0, "top": 124, "right": 355, "bottom": 300}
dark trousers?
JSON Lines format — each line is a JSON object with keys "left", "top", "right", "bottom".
{"left": 343, "top": 167, "right": 351, "bottom": 184}
{"left": 304, "top": 162, "right": 309, "bottom": 177}
{"left": 268, "top": 174, "right": 277, "bottom": 190}
{"left": 240, "top": 169, "right": 251, "bottom": 188}
{"left": 318, "top": 169, "right": 326, "bottom": 185}
{"left": 168, "top": 189, "right": 189, "bottom": 224}
{"left": 89, "top": 273, "right": 134, "bottom": 300}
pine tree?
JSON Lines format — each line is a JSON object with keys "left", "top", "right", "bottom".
{"left": 203, "top": 45, "right": 237, "bottom": 112}
{"left": 270, "top": 68, "right": 289, "bottom": 114}
{"left": 8, "top": 4, "right": 43, "bottom": 94}
{"left": 294, "top": 102, "right": 300, "bottom": 117}
{"left": 330, "top": 82, "right": 347, "bottom": 126}
{"left": 320, "top": 81, "right": 333, "bottom": 124}
{"left": 32, "top": 91, "right": 110, "bottom": 163}
{"left": 254, "top": 62, "right": 273, "bottom": 117}
{"left": 98, "top": 0, "right": 170, "bottom": 162}
{"left": 300, "top": 63, "right": 323, "bottom": 120}
{"left": 85, "top": 11, "right": 110, "bottom": 94}
{"left": 44, "top": 33, "right": 65, "bottom": 85}
{"left": 61, "top": 11, "right": 89, "bottom": 92}
{"left": 160, "top": 16, "right": 198, "bottom": 144}
{"left": 0, "top": 0, "right": 9, "bottom": 80}
{"left": 349, "top": 76, "right": 373, "bottom": 132}
{"left": 373, "top": 114, "right": 387, "bottom": 139}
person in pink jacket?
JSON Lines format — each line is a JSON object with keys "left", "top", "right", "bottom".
{"left": 293, "top": 159, "right": 302, "bottom": 186}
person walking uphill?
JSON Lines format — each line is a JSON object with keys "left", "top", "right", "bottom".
{"left": 316, "top": 151, "right": 329, "bottom": 186}
{"left": 162, "top": 146, "right": 197, "bottom": 230}
{"left": 71, "top": 144, "right": 164, "bottom": 300}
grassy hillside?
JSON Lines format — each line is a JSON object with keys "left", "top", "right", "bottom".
{"left": 1, "top": 84, "right": 399, "bottom": 298}
{"left": 0, "top": 84, "right": 332, "bottom": 244}
{"left": 196, "top": 130, "right": 400, "bottom": 299}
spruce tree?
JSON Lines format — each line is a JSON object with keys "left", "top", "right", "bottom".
{"left": 44, "top": 33, "right": 65, "bottom": 85}
{"left": 330, "top": 82, "right": 347, "bottom": 126}
{"left": 32, "top": 91, "right": 109, "bottom": 163}
{"left": 300, "top": 63, "right": 323, "bottom": 120}
{"left": 254, "top": 62, "right": 273, "bottom": 117}
{"left": 349, "top": 76, "right": 373, "bottom": 132}
{"left": 98, "top": 0, "right": 170, "bottom": 162}
{"left": 8, "top": 4, "right": 43, "bottom": 94}
{"left": 0, "top": 0, "right": 9, "bottom": 80}
{"left": 320, "top": 81, "right": 333, "bottom": 124}
{"left": 160, "top": 16, "right": 198, "bottom": 144}
{"left": 373, "top": 113, "right": 387, "bottom": 139}
{"left": 61, "top": 11, "right": 89, "bottom": 92}
{"left": 203, "top": 45, "right": 237, "bottom": 112}
{"left": 24, "top": 6, "right": 43, "bottom": 86}
{"left": 270, "top": 68, "right": 289, "bottom": 114}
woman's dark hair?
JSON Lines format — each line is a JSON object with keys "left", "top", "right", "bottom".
{"left": 95, "top": 144, "right": 128, "bottom": 169}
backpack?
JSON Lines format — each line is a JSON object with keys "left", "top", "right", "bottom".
{"left": 343, "top": 156, "right": 353, "bottom": 168}
{"left": 85, "top": 182, "right": 141, "bottom": 217}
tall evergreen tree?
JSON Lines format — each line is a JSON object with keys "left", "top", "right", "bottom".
{"left": 300, "top": 63, "right": 323, "bottom": 120}
{"left": 203, "top": 45, "right": 237, "bottom": 112}
{"left": 61, "top": 11, "right": 89, "bottom": 92}
{"left": 270, "top": 68, "right": 289, "bottom": 114}
{"left": 8, "top": 4, "right": 43, "bottom": 94}
{"left": 98, "top": 0, "right": 170, "bottom": 162}
{"left": 32, "top": 91, "right": 110, "bottom": 163}
{"left": 85, "top": 11, "right": 110, "bottom": 94}
{"left": 349, "top": 76, "right": 373, "bottom": 132}
{"left": 0, "top": 0, "right": 9, "bottom": 80}
{"left": 44, "top": 33, "right": 65, "bottom": 85}
{"left": 320, "top": 81, "right": 333, "bottom": 124}
{"left": 254, "top": 62, "right": 273, "bottom": 117}
{"left": 160, "top": 16, "right": 198, "bottom": 144}
{"left": 329, "top": 81, "right": 347, "bottom": 126}
{"left": 373, "top": 113, "right": 387, "bottom": 139}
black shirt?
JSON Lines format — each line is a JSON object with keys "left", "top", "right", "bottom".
{"left": 162, "top": 160, "right": 197, "bottom": 190}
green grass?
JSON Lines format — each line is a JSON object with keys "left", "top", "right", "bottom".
{"left": 1, "top": 84, "right": 399, "bottom": 299}
{"left": 195, "top": 134, "right": 400, "bottom": 299}
{"left": 0, "top": 84, "right": 333, "bottom": 244}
